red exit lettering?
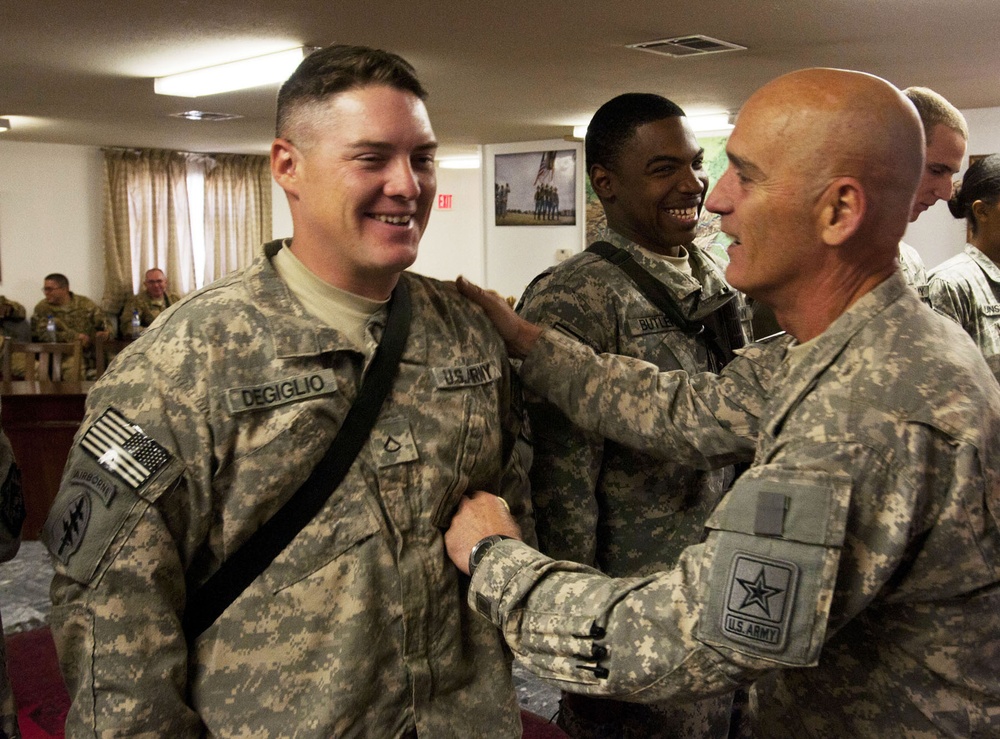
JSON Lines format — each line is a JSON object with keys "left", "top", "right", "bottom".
{"left": 437, "top": 194, "right": 453, "bottom": 209}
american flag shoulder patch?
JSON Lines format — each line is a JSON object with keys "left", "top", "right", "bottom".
{"left": 80, "top": 408, "right": 171, "bottom": 489}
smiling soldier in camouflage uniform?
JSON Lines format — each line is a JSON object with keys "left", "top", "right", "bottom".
{"left": 448, "top": 69, "right": 1000, "bottom": 737}
{"left": 30, "top": 273, "right": 110, "bottom": 378}
{"left": 517, "top": 93, "right": 745, "bottom": 739}
{"left": 44, "top": 45, "right": 532, "bottom": 738}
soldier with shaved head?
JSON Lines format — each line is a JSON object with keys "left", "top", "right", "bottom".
{"left": 448, "top": 69, "right": 1000, "bottom": 736}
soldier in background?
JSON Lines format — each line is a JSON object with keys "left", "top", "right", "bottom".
{"left": 30, "top": 273, "right": 109, "bottom": 378}
{"left": 898, "top": 86, "right": 968, "bottom": 291}
{"left": 43, "top": 44, "right": 532, "bottom": 737}
{"left": 119, "top": 268, "right": 180, "bottom": 337}
{"left": 517, "top": 92, "right": 744, "bottom": 738}
{"left": 448, "top": 68, "right": 1000, "bottom": 736}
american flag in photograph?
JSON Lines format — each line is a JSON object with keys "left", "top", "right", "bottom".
{"left": 81, "top": 408, "right": 171, "bottom": 489}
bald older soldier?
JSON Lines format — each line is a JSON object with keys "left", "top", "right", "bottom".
{"left": 447, "top": 69, "right": 1000, "bottom": 737}
{"left": 119, "top": 268, "right": 180, "bottom": 337}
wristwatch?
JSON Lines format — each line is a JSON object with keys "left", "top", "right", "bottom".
{"left": 468, "top": 534, "right": 513, "bottom": 577}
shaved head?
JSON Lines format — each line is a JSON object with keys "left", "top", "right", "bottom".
{"left": 707, "top": 68, "right": 926, "bottom": 340}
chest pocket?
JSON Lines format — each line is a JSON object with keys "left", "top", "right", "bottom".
{"left": 696, "top": 466, "right": 851, "bottom": 667}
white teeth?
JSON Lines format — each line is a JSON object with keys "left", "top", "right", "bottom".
{"left": 373, "top": 214, "right": 411, "bottom": 225}
{"left": 664, "top": 207, "right": 698, "bottom": 218}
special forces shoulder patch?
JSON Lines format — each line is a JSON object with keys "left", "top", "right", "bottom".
{"left": 50, "top": 490, "right": 92, "bottom": 565}
{"left": 80, "top": 408, "right": 171, "bottom": 490}
{"left": 720, "top": 551, "right": 798, "bottom": 651}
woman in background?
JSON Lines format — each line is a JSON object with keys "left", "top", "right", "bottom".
{"left": 927, "top": 153, "right": 1000, "bottom": 380}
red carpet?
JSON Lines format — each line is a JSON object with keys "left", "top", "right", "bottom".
{"left": 6, "top": 627, "right": 563, "bottom": 738}
{"left": 7, "top": 628, "right": 68, "bottom": 739}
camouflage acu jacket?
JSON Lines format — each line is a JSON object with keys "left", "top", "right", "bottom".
{"left": 120, "top": 289, "right": 181, "bottom": 336}
{"left": 44, "top": 242, "right": 532, "bottom": 738}
{"left": 927, "top": 244, "right": 1000, "bottom": 381}
{"left": 30, "top": 293, "right": 107, "bottom": 343}
{"left": 517, "top": 230, "right": 744, "bottom": 577}
{"left": 473, "top": 271, "right": 1000, "bottom": 737}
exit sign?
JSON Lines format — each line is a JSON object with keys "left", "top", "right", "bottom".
{"left": 437, "top": 194, "right": 453, "bottom": 209}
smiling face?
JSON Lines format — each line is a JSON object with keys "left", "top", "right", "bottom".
{"left": 593, "top": 116, "right": 708, "bottom": 255}
{"left": 910, "top": 123, "right": 966, "bottom": 221}
{"left": 144, "top": 269, "right": 167, "bottom": 299}
{"left": 704, "top": 105, "right": 818, "bottom": 307}
{"left": 273, "top": 84, "right": 438, "bottom": 298}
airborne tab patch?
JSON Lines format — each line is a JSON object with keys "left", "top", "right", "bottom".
{"left": 80, "top": 409, "right": 171, "bottom": 490}
{"left": 226, "top": 369, "right": 338, "bottom": 413}
{"left": 721, "top": 552, "right": 798, "bottom": 651}
{"left": 432, "top": 361, "right": 497, "bottom": 389}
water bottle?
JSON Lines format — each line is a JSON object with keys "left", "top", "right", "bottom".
{"left": 46, "top": 314, "right": 57, "bottom": 342}
{"left": 130, "top": 309, "right": 141, "bottom": 338}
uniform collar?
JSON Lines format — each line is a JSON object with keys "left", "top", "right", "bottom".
{"left": 964, "top": 244, "right": 1000, "bottom": 284}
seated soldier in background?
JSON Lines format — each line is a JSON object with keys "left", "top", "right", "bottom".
{"left": 30, "top": 273, "right": 109, "bottom": 378}
{"left": 119, "top": 268, "right": 180, "bottom": 337}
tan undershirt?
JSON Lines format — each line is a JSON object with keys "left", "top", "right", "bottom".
{"left": 273, "top": 244, "right": 386, "bottom": 352}
{"left": 638, "top": 244, "right": 693, "bottom": 277}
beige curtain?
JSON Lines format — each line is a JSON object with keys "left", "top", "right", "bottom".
{"left": 202, "top": 154, "right": 272, "bottom": 285}
{"left": 102, "top": 148, "right": 194, "bottom": 313}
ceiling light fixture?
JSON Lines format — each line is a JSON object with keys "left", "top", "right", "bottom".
{"left": 572, "top": 125, "right": 588, "bottom": 139}
{"left": 171, "top": 110, "right": 244, "bottom": 122}
{"left": 0, "top": 118, "right": 9, "bottom": 132}
{"left": 687, "top": 113, "right": 734, "bottom": 134}
{"left": 154, "top": 47, "right": 312, "bottom": 98}
{"left": 437, "top": 155, "right": 481, "bottom": 169}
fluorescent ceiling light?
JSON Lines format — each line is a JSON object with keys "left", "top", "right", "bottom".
{"left": 154, "top": 47, "right": 310, "bottom": 98}
{"left": 0, "top": 118, "right": 9, "bottom": 132}
{"left": 437, "top": 155, "right": 480, "bottom": 169}
{"left": 572, "top": 125, "right": 588, "bottom": 139}
{"left": 688, "top": 113, "right": 733, "bottom": 133}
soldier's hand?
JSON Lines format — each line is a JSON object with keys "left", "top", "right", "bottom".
{"left": 445, "top": 491, "right": 522, "bottom": 575}
{"left": 456, "top": 276, "right": 542, "bottom": 359}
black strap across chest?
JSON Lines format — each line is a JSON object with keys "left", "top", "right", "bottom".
{"left": 585, "top": 241, "right": 741, "bottom": 369}
{"left": 182, "top": 279, "right": 412, "bottom": 641}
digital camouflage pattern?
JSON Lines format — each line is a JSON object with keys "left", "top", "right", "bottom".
{"left": 898, "top": 240, "right": 929, "bottom": 293}
{"left": 0, "top": 398, "right": 23, "bottom": 739}
{"left": 0, "top": 297, "right": 25, "bottom": 323}
{"left": 44, "top": 241, "right": 533, "bottom": 738}
{"left": 30, "top": 292, "right": 108, "bottom": 375}
{"left": 119, "top": 289, "right": 181, "bottom": 337}
{"left": 474, "top": 272, "right": 1000, "bottom": 737}
{"left": 927, "top": 244, "right": 1000, "bottom": 381}
{"left": 517, "top": 228, "right": 746, "bottom": 737}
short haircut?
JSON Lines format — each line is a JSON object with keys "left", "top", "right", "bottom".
{"left": 585, "top": 93, "right": 687, "bottom": 171}
{"left": 44, "top": 273, "right": 69, "bottom": 289}
{"left": 948, "top": 153, "right": 1000, "bottom": 236}
{"left": 902, "top": 87, "right": 968, "bottom": 144}
{"left": 276, "top": 44, "right": 428, "bottom": 139}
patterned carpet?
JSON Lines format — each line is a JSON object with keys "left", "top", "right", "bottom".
{"left": 2, "top": 542, "right": 565, "bottom": 737}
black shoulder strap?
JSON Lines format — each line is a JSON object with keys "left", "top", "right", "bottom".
{"left": 585, "top": 241, "right": 737, "bottom": 369}
{"left": 183, "top": 279, "right": 412, "bottom": 641}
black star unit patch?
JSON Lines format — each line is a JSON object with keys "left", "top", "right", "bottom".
{"left": 722, "top": 552, "right": 798, "bottom": 651}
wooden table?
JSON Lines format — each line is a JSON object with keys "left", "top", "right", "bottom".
{"left": 2, "top": 380, "right": 93, "bottom": 539}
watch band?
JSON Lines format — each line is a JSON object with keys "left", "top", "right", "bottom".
{"left": 468, "top": 534, "right": 513, "bottom": 577}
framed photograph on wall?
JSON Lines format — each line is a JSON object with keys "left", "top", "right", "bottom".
{"left": 494, "top": 149, "right": 576, "bottom": 226}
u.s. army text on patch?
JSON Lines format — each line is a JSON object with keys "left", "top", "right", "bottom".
{"left": 720, "top": 551, "right": 798, "bottom": 652}
{"left": 80, "top": 408, "right": 171, "bottom": 490}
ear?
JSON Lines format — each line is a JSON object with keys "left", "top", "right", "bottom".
{"left": 589, "top": 163, "right": 615, "bottom": 202}
{"left": 271, "top": 138, "right": 302, "bottom": 197}
{"left": 972, "top": 199, "right": 992, "bottom": 224}
{"left": 818, "top": 178, "right": 865, "bottom": 246}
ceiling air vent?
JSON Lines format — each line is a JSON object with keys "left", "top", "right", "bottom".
{"left": 627, "top": 35, "right": 746, "bottom": 58}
